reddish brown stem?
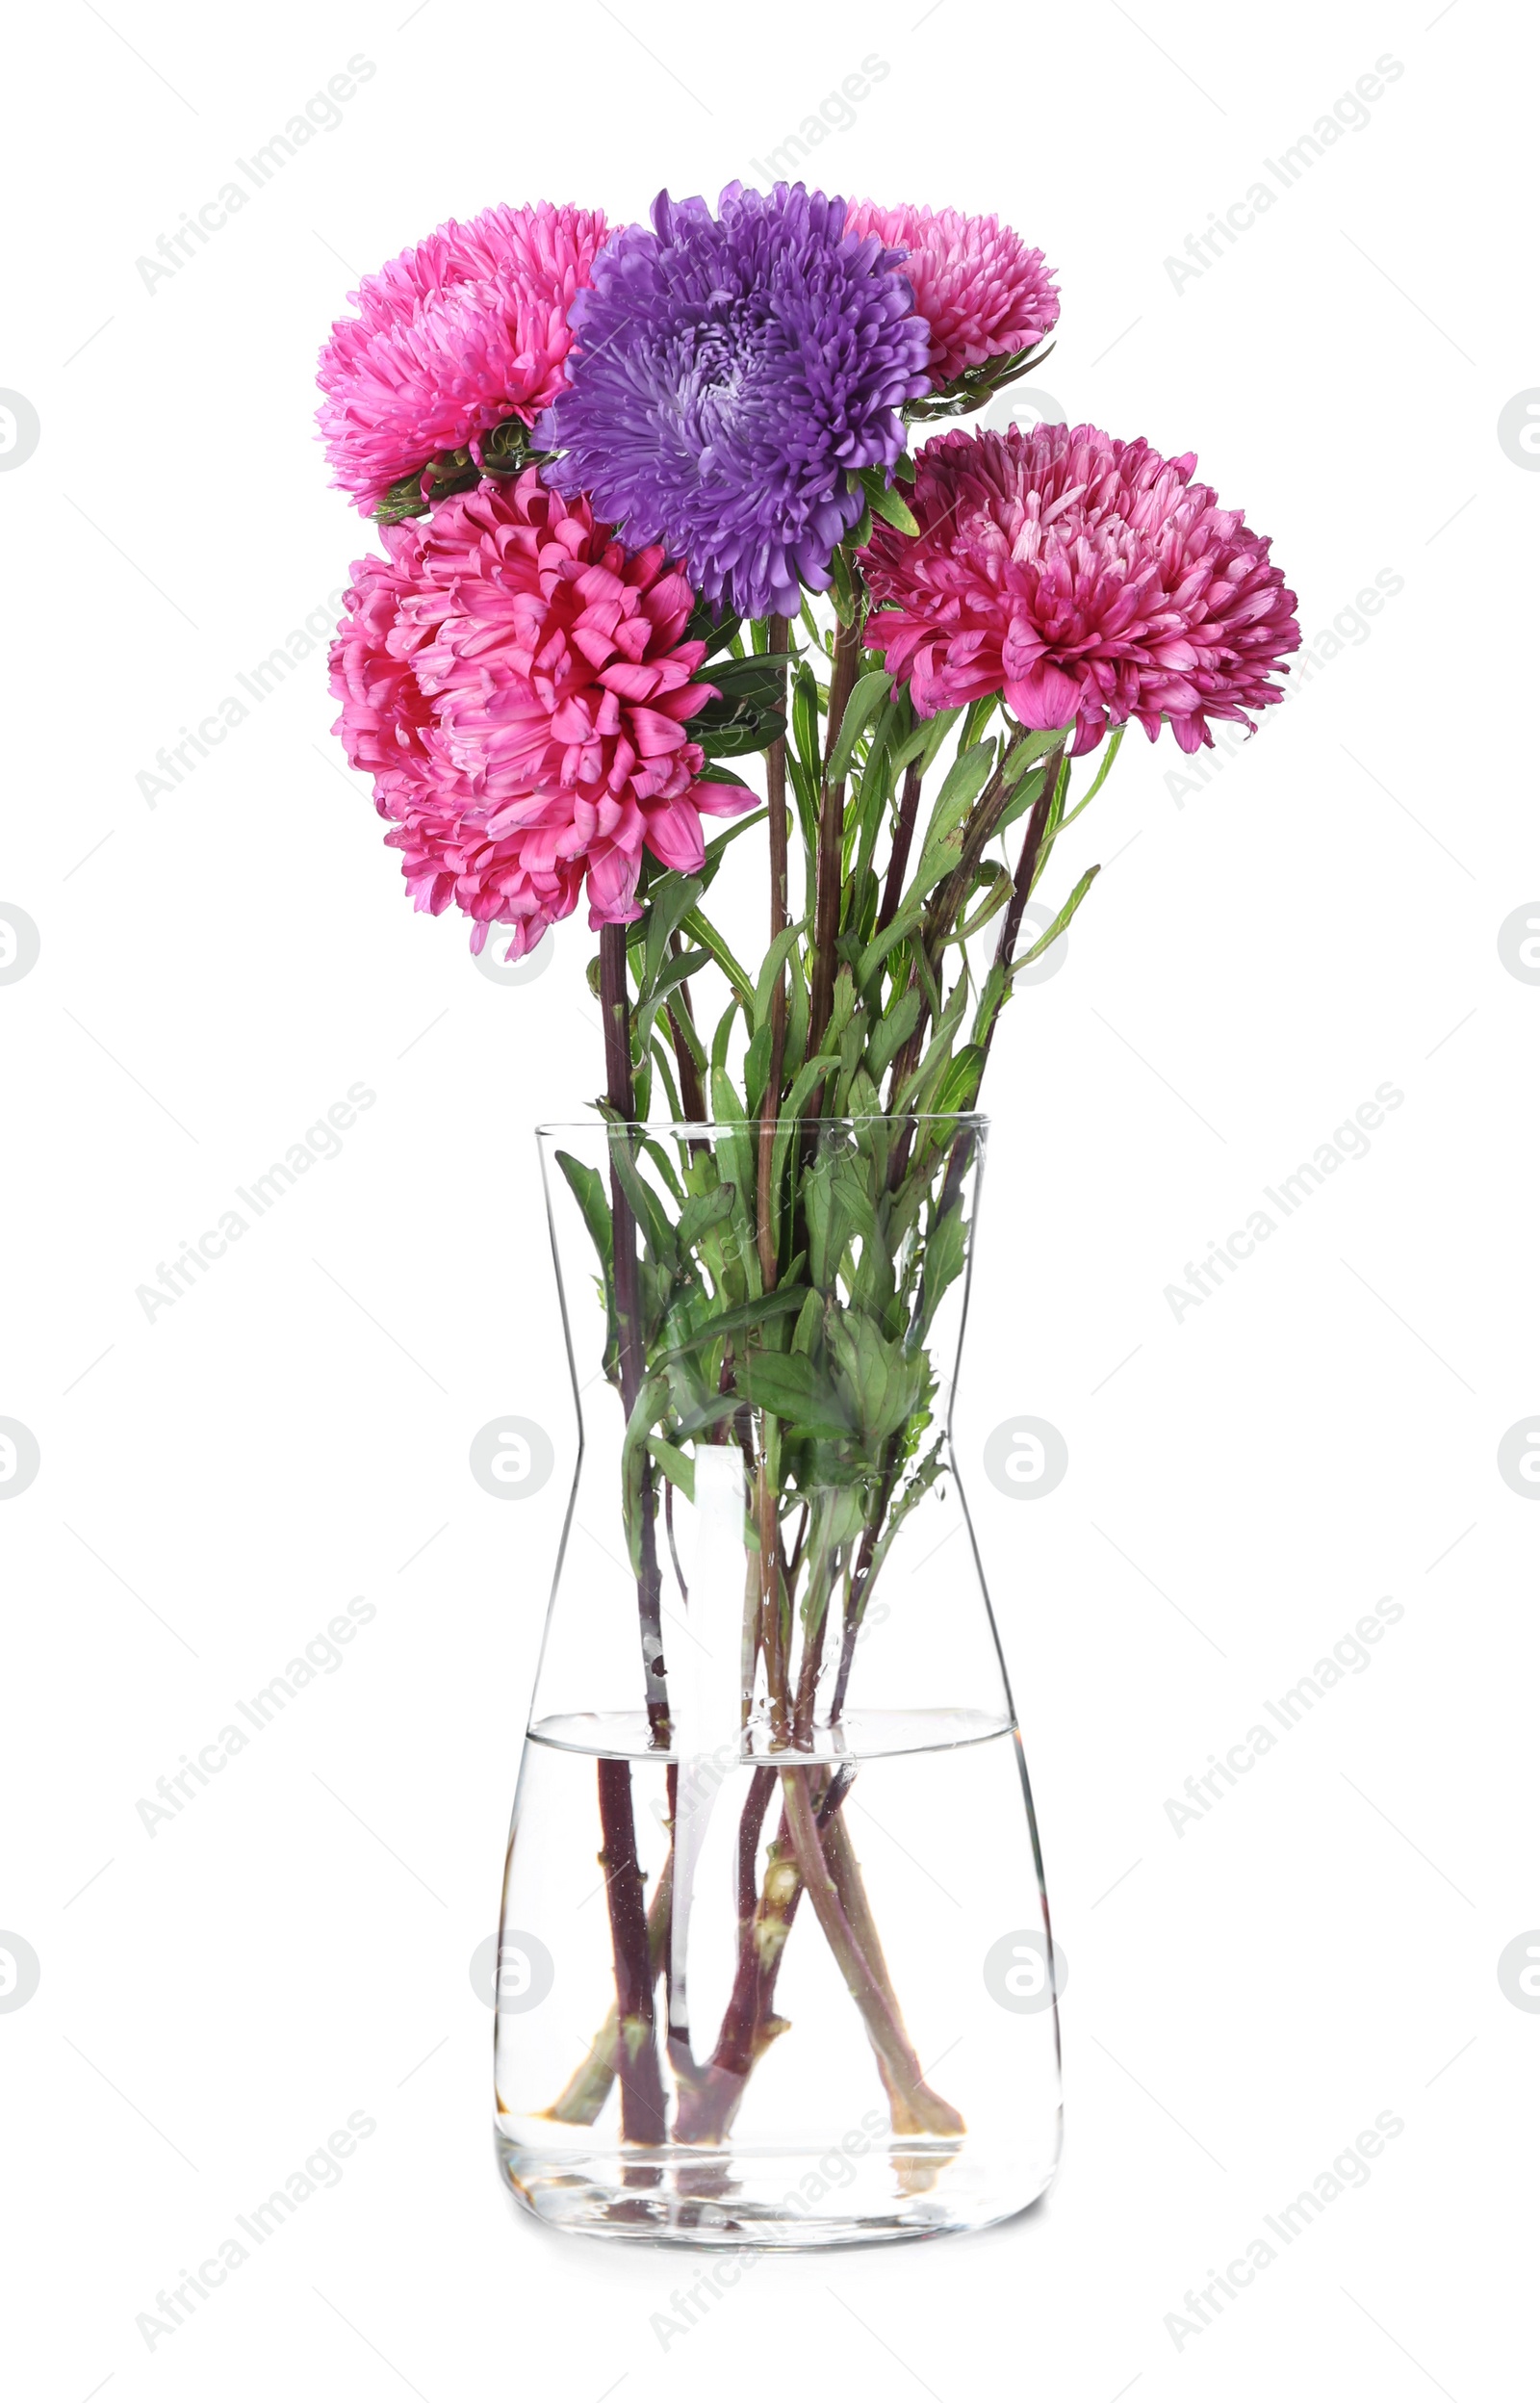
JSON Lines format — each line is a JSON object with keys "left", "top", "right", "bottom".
{"left": 664, "top": 931, "right": 707, "bottom": 1127}
{"left": 672, "top": 1767, "right": 854, "bottom": 2146}
{"left": 990, "top": 740, "right": 1065, "bottom": 1003}
{"left": 596, "top": 1758, "right": 667, "bottom": 2146}
{"left": 876, "top": 760, "right": 923, "bottom": 937}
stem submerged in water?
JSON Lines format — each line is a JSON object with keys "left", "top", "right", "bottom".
{"left": 779, "top": 1766, "right": 963, "bottom": 2138}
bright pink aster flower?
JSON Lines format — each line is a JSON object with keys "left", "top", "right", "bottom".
{"left": 844, "top": 201, "right": 1058, "bottom": 387}
{"left": 860, "top": 423, "right": 1299, "bottom": 755}
{"left": 328, "top": 469, "right": 751, "bottom": 956}
{"left": 317, "top": 202, "right": 608, "bottom": 514}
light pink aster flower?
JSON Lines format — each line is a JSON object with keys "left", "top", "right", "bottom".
{"left": 844, "top": 201, "right": 1058, "bottom": 387}
{"left": 328, "top": 469, "right": 751, "bottom": 956}
{"left": 317, "top": 202, "right": 608, "bottom": 514}
{"left": 860, "top": 423, "right": 1299, "bottom": 755}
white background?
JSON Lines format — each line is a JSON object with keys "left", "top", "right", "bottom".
{"left": 2, "top": 1, "right": 1535, "bottom": 2395}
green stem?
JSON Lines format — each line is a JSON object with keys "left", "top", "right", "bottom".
{"left": 808, "top": 596, "right": 865, "bottom": 1066}
{"left": 757, "top": 613, "right": 791, "bottom": 1288}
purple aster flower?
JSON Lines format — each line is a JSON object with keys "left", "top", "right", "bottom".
{"left": 537, "top": 183, "right": 932, "bottom": 621}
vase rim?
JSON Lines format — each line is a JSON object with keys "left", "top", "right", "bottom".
{"left": 536, "top": 1112, "right": 990, "bottom": 1137}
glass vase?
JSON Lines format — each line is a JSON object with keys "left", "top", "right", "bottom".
{"left": 494, "top": 1112, "right": 1062, "bottom": 2246}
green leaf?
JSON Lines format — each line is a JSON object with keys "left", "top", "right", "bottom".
{"left": 682, "top": 597, "right": 744, "bottom": 659}
{"left": 888, "top": 703, "right": 962, "bottom": 781}
{"left": 701, "top": 654, "right": 787, "bottom": 705}
{"left": 902, "top": 337, "right": 1056, "bottom": 424}
{"left": 770, "top": 1051, "right": 844, "bottom": 1194}
{"left": 677, "top": 1183, "right": 736, "bottom": 1254}
{"left": 1002, "top": 724, "right": 1073, "bottom": 790}
{"left": 1014, "top": 865, "right": 1101, "bottom": 969}
{"left": 827, "top": 540, "right": 857, "bottom": 628}
{"left": 656, "top": 1288, "right": 810, "bottom": 1372}
{"left": 1059, "top": 722, "right": 1126, "bottom": 827}
{"left": 917, "top": 740, "right": 996, "bottom": 870}
{"left": 680, "top": 907, "right": 754, "bottom": 1004}
{"left": 928, "top": 1043, "right": 986, "bottom": 1119}
{"left": 993, "top": 764, "right": 1046, "bottom": 843}
{"left": 959, "top": 695, "right": 999, "bottom": 755}
{"left": 646, "top": 1434, "right": 696, "bottom": 1503}
{"left": 554, "top": 1150, "right": 612, "bottom": 1267}
{"left": 954, "top": 862, "right": 1014, "bottom": 942}
{"left": 827, "top": 1310, "right": 929, "bottom": 1445}
{"left": 741, "top": 1350, "right": 854, "bottom": 1438}
{"left": 853, "top": 895, "right": 923, "bottom": 994}
{"left": 696, "top": 711, "right": 786, "bottom": 761}
{"left": 688, "top": 652, "right": 788, "bottom": 761}
{"left": 854, "top": 464, "right": 921, "bottom": 538}
{"left": 825, "top": 669, "right": 893, "bottom": 786}
{"left": 636, "top": 870, "right": 703, "bottom": 993}
{"left": 919, "top": 1202, "right": 968, "bottom": 1327}
{"left": 752, "top": 917, "right": 808, "bottom": 1033}
{"left": 865, "top": 986, "right": 923, "bottom": 1082}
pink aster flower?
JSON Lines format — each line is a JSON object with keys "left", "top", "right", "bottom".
{"left": 860, "top": 423, "right": 1299, "bottom": 755}
{"left": 844, "top": 201, "right": 1058, "bottom": 387}
{"left": 317, "top": 202, "right": 608, "bottom": 514}
{"left": 328, "top": 469, "right": 751, "bottom": 956}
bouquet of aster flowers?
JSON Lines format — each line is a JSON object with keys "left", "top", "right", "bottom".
{"left": 319, "top": 182, "right": 1298, "bottom": 2240}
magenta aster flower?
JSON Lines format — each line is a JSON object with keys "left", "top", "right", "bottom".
{"left": 317, "top": 202, "right": 608, "bottom": 515}
{"left": 328, "top": 470, "right": 750, "bottom": 956}
{"left": 844, "top": 201, "right": 1058, "bottom": 387}
{"left": 537, "top": 183, "right": 932, "bottom": 620}
{"left": 860, "top": 423, "right": 1299, "bottom": 755}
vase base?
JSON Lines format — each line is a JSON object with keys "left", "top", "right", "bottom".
{"left": 496, "top": 2125, "right": 1059, "bottom": 2248}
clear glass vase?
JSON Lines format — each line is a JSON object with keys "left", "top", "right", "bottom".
{"left": 494, "top": 1113, "right": 1062, "bottom": 2246}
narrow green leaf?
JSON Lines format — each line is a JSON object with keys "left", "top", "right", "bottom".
{"left": 825, "top": 668, "right": 892, "bottom": 786}
{"left": 888, "top": 703, "right": 962, "bottom": 780}
{"left": 857, "top": 465, "right": 921, "bottom": 537}
{"left": 917, "top": 739, "right": 996, "bottom": 869}
{"left": 827, "top": 540, "right": 857, "bottom": 627}
{"left": 680, "top": 907, "right": 754, "bottom": 1004}
{"left": 740, "top": 1350, "right": 854, "bottom": 1438}
{"left": 752, "top": 917, "right": 808, "bottom": 1033}
{"left": 646, "top": 1434, "right": 695, "bottom": 1503}
{"left": 655, "top": 1288, "right": 809, "bottom": 1371}
{"left": 1059, "top": 722, "right": 1126, "bottom": 827}
{"left": 1014, "top": 865, "right": 1101, "bottom": 969}
{"left": 1001, "top": 724, "right": 1070, "bottom": 789}
{"left": 865, "top": 986, "right": 923, "bottom": 1082}
{"left": 929, "top": 1043, "right": 986, "bottom": 1118}
{"left": 954, "top": 862, "right": 1014, "bottom": 942}
{"left": 677, "top": 1183, "right": 735, "bottom": 1253}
